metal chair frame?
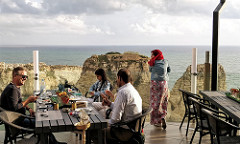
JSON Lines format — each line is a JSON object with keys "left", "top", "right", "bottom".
{"left": 0, "top": 107, "right": 34, "bottom": 144}
{"left": 202, "top": 108, "right": 240, "bottom": 144}
{"left": 179, "top": 89, "right": 203, "bottom": 136}
{"left": 109, "top": 107, "right": 152, "bottom": 144}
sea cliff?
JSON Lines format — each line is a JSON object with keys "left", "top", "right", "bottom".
{"left": 0, "top": 53, "right": 226, "bottom": 121}
{"left": 0, "top": 62, "right": 82, "bottom": 96}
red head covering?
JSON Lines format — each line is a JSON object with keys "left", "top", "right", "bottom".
{"left": 148, "top": 49, "right": 164, "bottom": 66}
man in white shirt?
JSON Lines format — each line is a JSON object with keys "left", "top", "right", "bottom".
{"left": 101, "top": 69, "right": 142, "bottom": 142}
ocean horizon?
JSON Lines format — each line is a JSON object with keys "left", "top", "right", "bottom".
{"left": 1, "top": 45, "right": 240, "bottom": 90}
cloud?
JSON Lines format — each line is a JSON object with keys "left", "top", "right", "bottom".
{"left": 133, "top": 0, "right": 240, "bottom": 19}
{"left": 0, "top": 0, "right": 128, "bottom": 15}
{"left": 1, "top": 0, "right": 240, "bottom": 19}
{"left": 0, "top": 0, "right": 240, "bottom": 45}
{"left": 221, "top": 1, "right": 240, "bottom": 19}
{"left": 133, "top": 0, "right": 217, "bottom": 16}
{"left": 0, "top": 0, "right": 41, "bottom": 14}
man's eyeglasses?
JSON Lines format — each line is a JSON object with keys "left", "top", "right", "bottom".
{"left": 21, "top": 75, "right": 28, "bottom": 79}
{"left": 16, "top": 74, "right": 28, "bottom": 79}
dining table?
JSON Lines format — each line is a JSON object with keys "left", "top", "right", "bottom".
{"left": 34, "top": 90, "right": 108, "bottom": 144}
{"left": 200, "top": 91, "right": 240, "bottom": 124}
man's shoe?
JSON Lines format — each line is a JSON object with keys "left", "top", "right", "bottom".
{"left": 162, "top": 118, "right": 167, "bottom": 129}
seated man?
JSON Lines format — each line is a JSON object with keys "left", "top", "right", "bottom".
{"left": 0, "top": 67, "right": 66, "bottom": 144}
{"left": 100, "top": 69, "right": 142, "bottom": 142}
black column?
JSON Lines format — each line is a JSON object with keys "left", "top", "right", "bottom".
{"left": 211, "top": 0, "right": 225, "bottom": 91}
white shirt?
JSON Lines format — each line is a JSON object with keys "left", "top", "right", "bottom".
{"left": 109, "top": 83, "right": 142, "bottom": 124}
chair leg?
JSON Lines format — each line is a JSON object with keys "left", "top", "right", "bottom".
{"left": 179, "top": 113, "right": 187, "bottom": 129}
{"left": 4, "top": 127, "right": 13, "bottom": 144}
{"left": 186, "top": 115, "right": 191, "bottom": 136}
{"left": 36, "top": 134, "right": 41, "bottom": 144}
{"left": 190, "top": 126, "right": 197, "bottom": 144}
{"left": 199, "top": 132, "right": 202, "bottom": 144}
{"left": 210, "top": 133, "right": 214, "bottom": 144}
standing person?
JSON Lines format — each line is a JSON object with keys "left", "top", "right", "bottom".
{"left": 0, "top": 67, "right": 66, "bottom": 144}
{"left": 88, "top": 68, "right": 111, "bottom": 102}
{"left": 148, "top": 49, "right": 171, "bottom": 129}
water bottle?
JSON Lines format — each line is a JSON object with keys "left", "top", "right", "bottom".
{"left": 40, "top": 79, "right": 46, "bottom": 93}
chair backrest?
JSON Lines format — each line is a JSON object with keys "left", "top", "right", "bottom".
{"left": 126, "top": 107, "right": 152, "bottom": 133}
{"left": 189, "top": 97, "right": 211, "bottom": 129}
{"left": 0, "top": 107, "right": 34, "bottom": 136}
{"left": 201, "top": 108, "right": 238, "bottom": 141}
{"left": 179, "top": 89, "right": 200, "bottom": 113}
{"left": 179, "top": 89, "right": 191, "bottom": 113}
{"left": 189, "top": 97, "right": 207, "bottom": 117}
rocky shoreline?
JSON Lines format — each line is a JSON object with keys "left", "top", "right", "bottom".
{"left": 0, "top": 52, "right": 226, "bottom": 121}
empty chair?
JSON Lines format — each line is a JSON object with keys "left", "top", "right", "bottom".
{"left": 189, "top": 97, "right": 228, "bottom": 144}
{"left": 179, "top": 89, "right": 204, "bottom": 136}
{"left": 202, "top": 108, "right": 240, "bottom": 144}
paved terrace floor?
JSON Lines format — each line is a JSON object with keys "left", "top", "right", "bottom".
{"left": 0, "top": 122, "right": 211, "bottom": 144}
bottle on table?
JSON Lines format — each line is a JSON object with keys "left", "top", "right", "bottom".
{"left": 40, "top": 79, "right": 46, "bottom": 94}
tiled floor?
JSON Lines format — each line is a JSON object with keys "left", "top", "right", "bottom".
{"left": 0, "top": 122, "right": 211, "bottom": 144}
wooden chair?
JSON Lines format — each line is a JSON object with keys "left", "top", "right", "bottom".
{"left": 109, "top": 107, "right": 152, "bottom": 144}
{"left": 189, "top": 97, "right": 229, "bottom": 144}
{"left": 202, "top": 108, "right": 240, "bottom": 144}
{"left": 0, "top": 107, "right": 34, "bottom": 144}
{"left": 179, "top": 89, "right": 203, "bottom": 136}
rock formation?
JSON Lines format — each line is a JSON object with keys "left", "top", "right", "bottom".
{"left": 0, "top": 62, "right": 82, "bottom": 96}
{"left": 0, "top": 54, "right": 227, "bottom": 122}
{"left": 75, "top": 52, "right": 151, "bottom": 108}
{"left": 168, "top": 64, "right": 226, "bottom": 121}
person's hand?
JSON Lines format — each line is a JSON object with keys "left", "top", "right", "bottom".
{"left": 102, "top": 98, "right": 111, "bottom": 107}
{"left": 27, "top": 96, "right": 38, "bottom": 103}
{"left": 100, "top": 93, "right": 107, "bottom": 99}
{"left": 89, "top": 91, "right": 95, "bottom": 96}
{"left": 105, "top": 90, "right": 114, "bottom": 99}
{"left": 29, "top": 108, "right": 35, "bottom": 117}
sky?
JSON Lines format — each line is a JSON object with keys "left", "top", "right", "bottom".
{"left": 0, "top": 0, "right": 240, "bottom": 46}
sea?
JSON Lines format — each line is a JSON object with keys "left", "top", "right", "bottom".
{"left": 0, "top": 45, "right": 240, "bottom": 90}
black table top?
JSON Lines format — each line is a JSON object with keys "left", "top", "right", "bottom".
{"left": 200, "top": 91, "right": 240, "bottom": 124}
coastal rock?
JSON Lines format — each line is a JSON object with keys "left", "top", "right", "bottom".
{"left": 0, "top": 62, "right": 82, "bottom": 96}
{"left": 0, "top": 57, "right": 227, "bottom": 122}
{"left": 168, "top": 64, "right": 226, "bottom": 121}
{"left": 75, "top": 52, "right": 151, "bottom": 108}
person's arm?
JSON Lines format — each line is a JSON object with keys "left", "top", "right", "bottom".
{"left": 100, "top": 81, "right": 111, "bottom": 92}
{"left": 22, "top": 96, "right": 38, "bottom": 107}
{"left": 89, "top": 81, "right": 98, "bottom": 96}
{"left": 167, "top": 64, "right": 171, "bottom": 74}
{"left": 109, "top": 92, "right": 126, "bottom": 124}
{"left": 149, "top": 66, "right": 153, "bottom": 72}
{"left": 95, "top": 81, "right": 111, "bottom": 96}
{"left": 90, "top": 81, "right": 99, "bottom": 92}
{"left": 105, "top": 90, "right": 115, "bottom": 100}
{"left": 26, "top": 105, "right": 35, "bottom": 116}
{"left": 8, "top": 89, "right": 24, "bottom": 111}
